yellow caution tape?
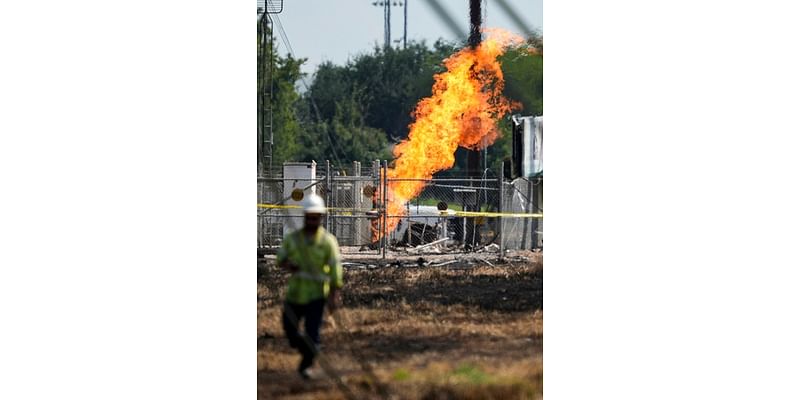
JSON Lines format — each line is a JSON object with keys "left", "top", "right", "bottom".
{"left": 257, "top": 203, "right": 542, "bottom": 218}
{"left": 257, "top": 203, "right": 375, "bottom": 213}
{"left": 257, "top": 203, "right": 300, "bottom": 209}
{"left": 442, "top": 210, "right": 543, "bottom": 218}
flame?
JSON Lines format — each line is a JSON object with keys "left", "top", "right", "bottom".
{"left": 385, "top": 29, "right": 524, "bottom": 231}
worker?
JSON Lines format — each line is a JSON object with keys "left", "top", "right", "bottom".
{"left": 277, "top": 193, "right": 343, "bottom": 380}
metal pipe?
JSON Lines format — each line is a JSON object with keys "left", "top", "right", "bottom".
{"left": 469, "top": 0, "right": 482, "bottom": 48}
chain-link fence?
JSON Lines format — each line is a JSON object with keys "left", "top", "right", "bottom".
{"left": 257, "top": 176, "right": 284, "bottom": 249}
{"left": 258, "top": 161, "right": 542, "bottom": 255}
{"left": 500, "top": 176, "right": 543, "bottom": 250}
{"left": 258, "top": 161, "right": 383, "bottom": 254}
{"left": 324, "top": 161, "right": 382, "bottom": 254}
{"left": 385, "top": 175, "right": 502, "bottom": 253}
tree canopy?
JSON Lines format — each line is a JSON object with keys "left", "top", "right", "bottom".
{"left": 259, "top": 35, "right": 543, "bottom": 174}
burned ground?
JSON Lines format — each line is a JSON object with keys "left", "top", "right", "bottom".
{"left": 257, "top": 252, "right": 543, "bottom": 400}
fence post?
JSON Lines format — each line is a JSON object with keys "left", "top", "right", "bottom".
{"left": 373, "top": 160, "right": 381, "bottom": 256}
{"left": 326, "top": 160, "right": 331, "bottom": 231}
{"left": 382, "top": 160, "right": 388, "bottom": 260}
{"left": 353, "top": 161, "right": 360, "bottom": 247}
{"left": 499, "top": 161, "right": 505, "bottom": 259}
{"left": 257, "top": 180, "right": 262, "bottom": 248}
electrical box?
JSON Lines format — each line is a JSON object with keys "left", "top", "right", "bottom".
{"left": 282, "top": 161, "right": 317, "bottom": 235}
{"left": 511, "top": 115, "right": 543, "bottom": 178}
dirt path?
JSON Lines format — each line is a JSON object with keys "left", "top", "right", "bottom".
{"left": 258, "top": 253, "right": 543, "bottom": 400}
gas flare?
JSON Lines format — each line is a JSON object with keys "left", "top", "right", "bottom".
{"left": 385, "top": 28, "right": 524, "bottom": 231}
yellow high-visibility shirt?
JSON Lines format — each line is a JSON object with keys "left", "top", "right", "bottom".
{"left": 276, "top": 227, "right": 343, "bottom": 305}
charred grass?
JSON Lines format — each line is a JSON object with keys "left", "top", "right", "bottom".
{"left": 258, "top": 257, "right": 543, "bottom": 400}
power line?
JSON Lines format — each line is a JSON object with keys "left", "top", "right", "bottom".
{"left": 272, "top": 15, "right": 347, "bottom": 172}
{"left": 494, "top": 0, "right": 535, "bottom": 37}
{"left": 422, "top": 0, "right": 467, "bottom": 41}
{"left": 273, "top": 15, "right": 346, "bottom": 169}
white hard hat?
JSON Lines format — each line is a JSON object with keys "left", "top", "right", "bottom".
{"left": 301, "top": 193, "right": 327, "bottom": 214}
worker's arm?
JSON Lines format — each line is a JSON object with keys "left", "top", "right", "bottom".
{"left": 326, "top": 235, "right": 344, "bottom": 312}
{"left": 328, "top": 286, "right": 341, "bottom": 313}
{"left": 276, "top": 236, "right": 299, "bottom": 272}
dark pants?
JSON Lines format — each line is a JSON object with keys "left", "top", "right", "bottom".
{"left": 282, "top": 299, "right": 326, "bottom": 372}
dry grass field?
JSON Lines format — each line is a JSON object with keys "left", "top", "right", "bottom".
{"left": 257, "top": 252, "right": 543, "bottom": 400}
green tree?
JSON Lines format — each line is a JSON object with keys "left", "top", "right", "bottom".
{"left": 257, "top": 19, "right": 307, "bottom": 170}
{"left": 500, "top": 46, "right": 543, "bottom": 117}
{"left": 482, "top": 40, "right": 543, "bottom": 172}
{"left": 443, "top": 38, "right": 544, "bottom": 175}
{"left": 292, "top": 37, "right": 542, "bottom": 173}
{"left": 295, "top": 93, "right": 391, "bottom": 166}
{"left": 306, "top": 40, "right": 456, "bottom": 143}
{"left": 270, "top": 54, "right": 305, "bottom": 166}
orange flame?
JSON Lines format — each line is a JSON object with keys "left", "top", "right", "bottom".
{"left": 385, "top": 29, "right": 524, "bottom": 231}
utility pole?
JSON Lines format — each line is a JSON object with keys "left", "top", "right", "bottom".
{"left": 403, "top": 0, "right": 408, "bottom": 48}
{"left": 372, "top": 1, "right": 406, "bottom": 48}
{"left": 257, "top": 1, "right": 283, "bottom": 176}
{"left": 468, "top": 0, "right": 481, "bottom": 48}
{"left": 465, "top": 0, "right": 482, "bottom": 251}
{"left": 384, "top": 0, "right": 391, "bottom": 48}
{"left": 257, "top": 9, "right": 271, "bottom": 175}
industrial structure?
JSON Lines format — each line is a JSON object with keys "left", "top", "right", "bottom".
{"left": 257, "top": 113, "right": 543, "bottom": 254}
{"left": 256, "top": 0, "right": 543, "bottom": 254}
